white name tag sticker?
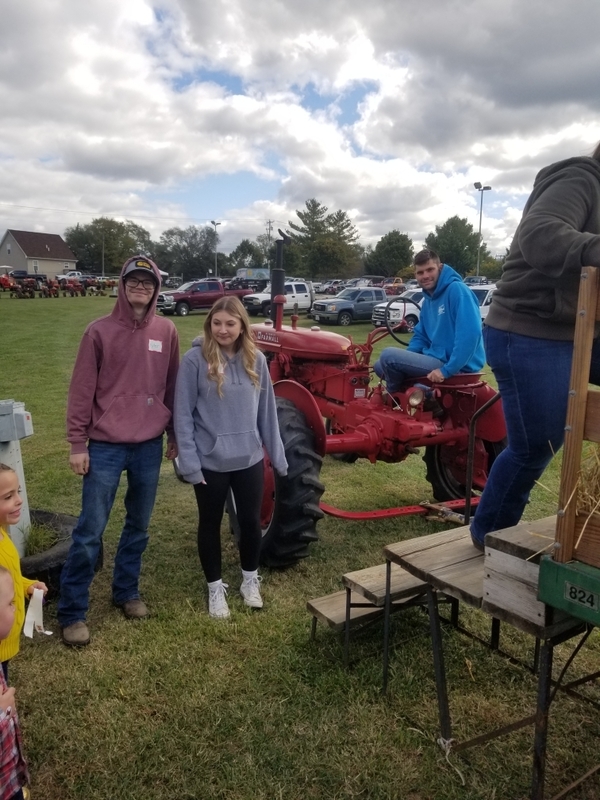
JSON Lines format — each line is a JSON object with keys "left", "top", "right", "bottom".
{"left": 149, "top": 339, "right": 163, "bottom": 353}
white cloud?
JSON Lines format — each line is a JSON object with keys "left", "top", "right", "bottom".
{"left": 0, "top": 0, "right": 599, "bottom": 261}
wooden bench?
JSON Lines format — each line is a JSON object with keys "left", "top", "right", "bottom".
{"left": 308, "top": 563, "right": 428, "bottom": 666}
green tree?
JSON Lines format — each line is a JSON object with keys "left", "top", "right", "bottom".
{"left": 286, "top": 199, "right": 361, "bottom": 279}
{"left": 227, "top": 239, "right": 266, "bottom": 273}
{"left": 424, "top": 216, "right": 488, "bottom": 276}
{"left": 64, "top": 217, "right": 154, "bottom": 274}
{"left": 155, "top": 225, "right": 217, "bottom": 281}
{"left": 365, "top": 230, "right": 413, "bottom": 277}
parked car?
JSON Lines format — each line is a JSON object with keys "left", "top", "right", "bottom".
{"left": 464, "top": 275, "right": 491, "bottom": 285}
{"left": 157, "top": 279, "right": 252, "bottom": 316}
{"left": 371, "top": 289, "right": 424, "bottom": 330}
{"left": 404, "top": 279, "right": 419, "bottom": 289}
{"left": 383, "top": 277, "right": 406, "bottom": 295}
{"left": 324, "top": 279, "right": 345, "bottom": 295}
{"left": 310, "top": 287, "right": 388, "bottom": 326}
{"left": 470, "top": 284, "right": 497, "bottom": 320}
{"left": 242, "top": 280, "right": 314, "bottom": 316}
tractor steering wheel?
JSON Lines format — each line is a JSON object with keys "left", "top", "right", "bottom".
{"left": 384, "top": 295, "right": 422, "bottom": 345}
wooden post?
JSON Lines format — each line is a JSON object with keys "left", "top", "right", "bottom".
{"left": 555, "top": 267, "right": 600, "bottom": 563}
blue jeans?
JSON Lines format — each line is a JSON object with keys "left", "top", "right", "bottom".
{"left": 373, "top": 348, "right": 444, "bottom": 393}
{"left": 57, "top": 437, "right": 163, "bottom": 627}
{"left": 471, "top": 327, "right": 600, "bottom": 543}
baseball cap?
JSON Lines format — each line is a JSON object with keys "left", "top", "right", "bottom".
{"left": 122, "top": 257, "right": 159, "bottom": 283}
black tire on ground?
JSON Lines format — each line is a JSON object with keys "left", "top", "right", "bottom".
{"left": 404, "top": 314, "right": 418, "bottom": 331}
{"left": 176, "top": 302, "right": 190, "bottom": 316}
{"left": 227, "top": 397, "right": 325, "bottom": 568}
{"left": 20, "top": 510, "right": 104, "bottom": 600}
{"left": 262, "top": 302, "right": 272, "bottom": 317}
{"left": 338, "top": 311, "right": 352, "bottom": 326}
{"left": 423, "top": 439, "right": 506, "bottom": 502}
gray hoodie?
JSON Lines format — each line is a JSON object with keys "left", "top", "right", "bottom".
{"left": 174, "top": 337, "right": 288, "bottom": 484}
{"left": 488, "top": 156, "right": 600, "bottom": 339}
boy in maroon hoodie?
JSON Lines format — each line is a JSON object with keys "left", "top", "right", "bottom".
{"left": 59, "top": 256, "right": 179, "bottom": 647}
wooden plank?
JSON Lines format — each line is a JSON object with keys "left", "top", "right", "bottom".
{"left": 583, "top": 390, "right": 600, "bottom": 442}
{"left": 399, "top": 538, "right": 482, "bottom": 576}
{"left": 306, "top": 591, "right": 382, "bottom": 631}
{"left": 384, "top": 526, "right": 471, "bottom": 561}
{"left": 574, "top": 513, "right": 600, "bottom": 569}
{"left": 486, "top": 517, "right": 556, "bottom": 563}
{"left": 484, "top": 547, "right": 540, "bottom": 585}
{"left": 342, "top": 563, "right": 426, "bottom": 606}
{"left": 425, "top": 559, "right": 485, "bottom": 607}
{"left": 484, "top": 565, "right": 545, "bottom": 626}
{"left": 482, "top": 599, "right": 582, "bottom": 639}
{"left": 556, "top": 267, "right": 600, "bottom": 562}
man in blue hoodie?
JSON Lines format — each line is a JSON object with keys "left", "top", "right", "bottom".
{"left": 373, "top": 249, "right": 485, "bottom": 392}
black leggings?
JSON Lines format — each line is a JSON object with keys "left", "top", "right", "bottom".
{"left": 193, "top": 461, "right": 264, "bottom": 583}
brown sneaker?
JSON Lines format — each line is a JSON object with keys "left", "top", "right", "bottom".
{"left": 119, "top": 598, "right": 149, "bottom": 619}
{"left": 61, "top": 621, "right": 90, "bottom": 647}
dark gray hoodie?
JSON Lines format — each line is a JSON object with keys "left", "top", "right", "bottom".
{"left": 174, "top": 337, "right": 288, "bottom": 484}
{"left": 488, "top": 156, "right": 600, "bottom": 339}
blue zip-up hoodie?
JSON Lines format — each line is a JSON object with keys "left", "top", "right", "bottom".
{"left": 174, "top": 337, "right": 288, "bottom": 484}
{"left": 408, "top": 264, "right": 485, "bottom": 378}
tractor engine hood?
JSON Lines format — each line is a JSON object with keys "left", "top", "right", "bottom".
{"left": 252, "top": 323, "right": 351, "bottom": 362}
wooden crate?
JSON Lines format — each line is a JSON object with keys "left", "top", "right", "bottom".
{"left": 482, "top": 517, "right": 581, "bottom": 638}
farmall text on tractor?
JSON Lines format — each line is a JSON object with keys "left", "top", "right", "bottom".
{"left": 227, "top": 262, "right": 507, "bottom": 569}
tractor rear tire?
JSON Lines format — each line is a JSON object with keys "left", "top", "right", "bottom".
{"left": 423, "top": 439, "right": 505, "bottom": 502}
{"left": 227, "top": 397, "right": 325, "bottom": 568}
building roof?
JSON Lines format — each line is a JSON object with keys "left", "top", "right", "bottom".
{"left": 7, "top": 230, "right": 76, "bottom": 261}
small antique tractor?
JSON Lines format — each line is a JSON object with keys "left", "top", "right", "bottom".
{"left": 240, "top": 295, "right": 506, "bottom": 568}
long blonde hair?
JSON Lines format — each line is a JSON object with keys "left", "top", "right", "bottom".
{"left": 202, "top": 296, "right": 259, "bottom": 397}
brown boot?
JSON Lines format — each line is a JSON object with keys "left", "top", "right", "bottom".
{"left": 119, "top": 598, "right": 149, "bottom": 619}
{"left": 61, "top": 621, "right": 90, "bottom": 647}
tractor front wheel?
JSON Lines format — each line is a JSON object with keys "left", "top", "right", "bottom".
{"left": 228, "top": 397, "right": 325, "bottom": 568}
{"left": 423, "top": 438, "right": 505, "bottom": 502}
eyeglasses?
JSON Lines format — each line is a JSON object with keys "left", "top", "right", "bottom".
{"left": 125, "top": 278, "right": 155, "bottom": 290}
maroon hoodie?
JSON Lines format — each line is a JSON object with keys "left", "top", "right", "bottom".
{"left": 67, "top": 257, "right": 180, "bottom": 456}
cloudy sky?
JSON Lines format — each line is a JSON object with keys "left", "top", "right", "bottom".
{"left": 2, "top": 0, "right": 600, "bottom": 258}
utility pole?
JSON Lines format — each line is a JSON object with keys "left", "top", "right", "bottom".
{"left": 210, "top": 220, "right": 221, "bottom": 278}
{"left": 474, "top": 183, "right": 492, "bottom": 276}
{"left": 266, "top": 219, "right": 274, "bottom": 245}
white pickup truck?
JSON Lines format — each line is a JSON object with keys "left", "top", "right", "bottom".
{"left": 58, "top": 271, "right": 84, "bottom": 283}
{"left": 242, "top": 280, "right": 315, "bottom": 316}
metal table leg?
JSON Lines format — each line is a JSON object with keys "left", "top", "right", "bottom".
{"left": 382, "top": 559, "right": 392, "bottom": 694}
{"left": 531, "top": 638, "right": 553, "bottom": 800}
{"left": 427, "top": 586, "right": 452, "bottom": 742}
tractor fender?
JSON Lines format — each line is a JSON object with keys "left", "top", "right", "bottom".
{"left": 473, "top": 386, "right": 506, "bottom": 442}
{"left": 273, "top": 380, "right": 326, "bottom": 456}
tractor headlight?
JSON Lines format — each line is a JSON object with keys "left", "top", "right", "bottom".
{"left": 406, "top": 387, "right": 425, "bottom": 414}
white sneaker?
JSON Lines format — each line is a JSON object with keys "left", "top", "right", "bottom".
{"left": 208, "top": 582, "right": 230, "bottom": 619}
{"left": 240, "top": 576, "right": 263, "bottom": 609}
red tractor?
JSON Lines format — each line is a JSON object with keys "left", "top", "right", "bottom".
{"left": 242, "top": 297, "right": 506, "bottom": 568}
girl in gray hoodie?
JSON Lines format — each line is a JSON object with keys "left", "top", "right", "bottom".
{"left": 174, "top": 296, "right": 287, "bottom": 618}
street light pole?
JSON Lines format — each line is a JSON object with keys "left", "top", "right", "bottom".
{"left": 474, "top": 182, "right": 491, "bottom": 276}
{"left": 210, "top": 220, "right": 221, "bottom": 277}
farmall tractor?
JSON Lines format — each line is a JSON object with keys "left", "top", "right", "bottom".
{"left": 236, "top": 284, "right": 506, "bottom": 569}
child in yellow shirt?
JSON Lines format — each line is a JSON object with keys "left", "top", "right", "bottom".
{"left": 0, "top": 465, "right": 47, "bottom": 680}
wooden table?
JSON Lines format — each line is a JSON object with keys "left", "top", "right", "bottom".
{"left": 382, "top": 522, "right": 588, "bottom": 800}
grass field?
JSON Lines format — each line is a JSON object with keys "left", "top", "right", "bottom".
{"left": 1, "top": 294, "right": 599, "bottom": 800}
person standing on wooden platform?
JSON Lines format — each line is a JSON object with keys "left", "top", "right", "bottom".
{"left": 471, "top": 141, "right": 600, "bottom": 550}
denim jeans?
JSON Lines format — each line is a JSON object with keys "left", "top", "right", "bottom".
{"left": 471, "top": 327, "right": 600, "bottom": 543}
{"left": 373, "top": 348, "right": 444, "bottom": 393}
{"left": 57, "top": 437, "right": 163, "bottom": 627}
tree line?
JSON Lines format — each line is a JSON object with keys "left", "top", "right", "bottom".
{"left": 64, "top": 199, "right": 500, "bottom": 283}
